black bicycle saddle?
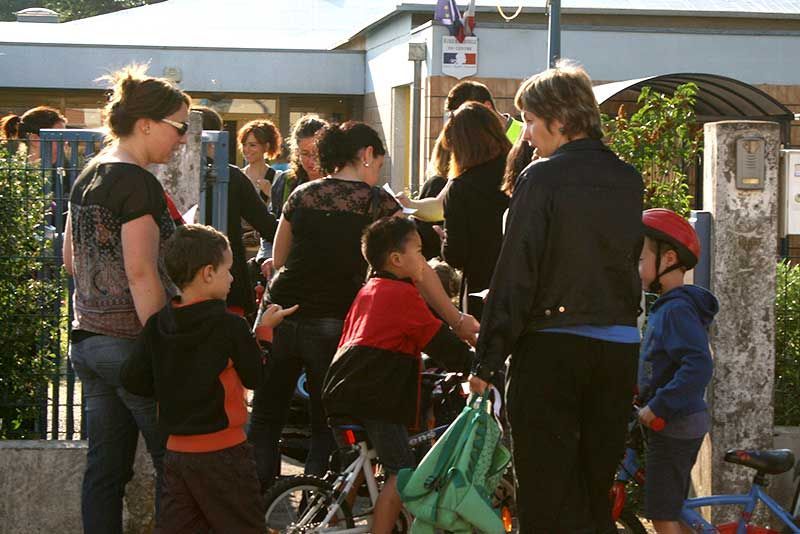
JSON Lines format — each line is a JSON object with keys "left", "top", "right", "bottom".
{"left": 724, "top": 448, "right": 795, "bottom": 475}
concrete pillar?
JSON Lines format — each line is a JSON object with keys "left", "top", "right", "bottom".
{"left": 149, "top": 110, "right": 203, "bottom": 214}
{"left": 695, "top": 121, "right": 781, "bottom": 515}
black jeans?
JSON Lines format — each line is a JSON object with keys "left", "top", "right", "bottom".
{"left": 247, "top": 316, "right": 343, "bottom": 490}
{"left": 506, "top": 332, "right": 638, "bottom": 534}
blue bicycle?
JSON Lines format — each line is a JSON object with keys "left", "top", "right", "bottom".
{"left": 613, "top": 420, "right": 800, "bottom": 533}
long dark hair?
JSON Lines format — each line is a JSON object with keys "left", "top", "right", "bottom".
{"left": 502, "top": 139, "right": 535, "bottom": 197}
{"left": 0, "top": 106, "right": 66, "bottom": 139}
{"left": 317, "top": 121, "right": 385, "bottom": 175}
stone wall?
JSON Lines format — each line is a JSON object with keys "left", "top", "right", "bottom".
{"left": 0, "top": 437, "right": 155, "bottom": 534}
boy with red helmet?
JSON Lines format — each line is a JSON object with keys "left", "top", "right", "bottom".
{"left": 637, "top": 208, "right": 719, "bottom": 534}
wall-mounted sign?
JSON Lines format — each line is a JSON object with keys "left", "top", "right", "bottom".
{"left": 442, "top": 36, "right": 478, "bottom": 80}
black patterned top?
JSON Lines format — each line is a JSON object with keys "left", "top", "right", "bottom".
{"left": 69, "top": 162, "right": 177, "bottom": 339}
{"left": 268, "top": 177, "right": 400, "bottom": 319}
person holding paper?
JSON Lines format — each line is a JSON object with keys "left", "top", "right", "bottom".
{"left": 438, "top": 102, "right": 510, "bottom": 320}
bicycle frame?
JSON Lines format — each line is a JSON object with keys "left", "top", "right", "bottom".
{"left": 307, "top": 423, "right": 451, "bottom": 533}
{"left": 681, "top": 483, "right": 800, "bottom": 533}
{"left": 307, "top": 441, "right": 379, "bottom": 534}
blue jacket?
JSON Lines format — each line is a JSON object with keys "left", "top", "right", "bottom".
{"left": 638, "top": 285, "right": 719, "bottom": 421}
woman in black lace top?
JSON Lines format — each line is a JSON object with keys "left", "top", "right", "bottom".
{"left": 248, "top": 122, "right": 480, "bottom": 491}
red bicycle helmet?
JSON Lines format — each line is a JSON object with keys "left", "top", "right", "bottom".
{"left": 642, "top": 208, "right": 701, "bottom": 268}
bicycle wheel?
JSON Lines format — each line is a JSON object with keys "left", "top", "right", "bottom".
{"left": 263, "top": 475, "right": 355, "bottom": 532}
{"left": 615, "top": 509, "right": 647, "bottom": 534}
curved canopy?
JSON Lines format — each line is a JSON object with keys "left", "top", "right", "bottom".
{"left": 593, "top": 73, "right": 794, "bottom": 124}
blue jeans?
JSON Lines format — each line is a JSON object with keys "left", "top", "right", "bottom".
{"left": 70, "top": 335, "right": 166, "bottom": 534}
{"left": 247, "top": 317, "right": 342, "bottom": 490}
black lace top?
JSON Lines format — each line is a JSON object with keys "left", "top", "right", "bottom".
{"left": 268, "top": 177, "right": 400, "bottom": 319}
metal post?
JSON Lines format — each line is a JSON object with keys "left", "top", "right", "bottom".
{"left": 408, "top": 42, "right": 427, "bottom": 195}
{"left": 547, "top": 0, "right": 561, "bottom": 68}
{"left": 411, "top": 61, "right": 422, "bottom": 194}
{"left": 690, "top": 210, "right": 712, "bottom": 289}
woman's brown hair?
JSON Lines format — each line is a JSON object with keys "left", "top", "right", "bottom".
{"left": 99, "top": 64, "right": 190, "bottom": 140}
{"left": 426, "top": 134, "right": 450, "bottom": 179}
{"left": 0, "top": 106, "right": 66, "bottom": 139}
{"left": 514, "top": 59, "right": 603, "bottom": 140}
{"left": 442, "top": 102, "right": 511, "bottom": 178}
{"left": 238, "top": 119, "right": 282, "bottom": 160}
{"left": 502, "top": 139, "right": 535, "bottom": 197}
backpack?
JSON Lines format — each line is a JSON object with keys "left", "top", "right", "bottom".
{"left": 396, "top": 392, "right": 511, "bottom": 534}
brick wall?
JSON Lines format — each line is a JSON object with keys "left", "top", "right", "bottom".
{"left": 757, "top": 84, "right": 800, "bottom": 147}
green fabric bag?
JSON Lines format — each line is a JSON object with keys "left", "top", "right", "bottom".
{"left": 397, "top": 392, "right": 511, "bottom": 533}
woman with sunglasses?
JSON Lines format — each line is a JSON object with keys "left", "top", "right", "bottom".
{"left": 62, "top": 64, "right": 190, "bottom": 534}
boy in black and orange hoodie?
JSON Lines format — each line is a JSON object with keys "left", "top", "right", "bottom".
{"left": 120, "top": 224, "right": 297, "bottom": 533}
{"left": 323, "top": 217, "right": 473, "bottom": 534}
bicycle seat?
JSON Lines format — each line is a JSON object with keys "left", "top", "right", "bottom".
{"left": 328, "top": 417, "right": 371, "bottom": 447}
{"left": 723, "top": 449, "right": 795, "bottom": 475}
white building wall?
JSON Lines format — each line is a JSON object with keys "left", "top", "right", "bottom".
{"left": 425, "top": 25, "right": 800, "bottom": 85}
{"left": 0, "top": 44, "right": 366, "bottom": 95}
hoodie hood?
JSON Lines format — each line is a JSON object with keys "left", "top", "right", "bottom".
{"left": 156, "top": 298, "right": 228, "bottom": 349}
{"left": 651, "top": 285, "right": 719, "bottom": 328}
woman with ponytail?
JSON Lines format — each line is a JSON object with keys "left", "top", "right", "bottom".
{"left": 62, "top": 64, "right": 190, "bottom": 533}
{"left": 248, "top": 121, "right": 480, "bottom": 492}
{"left": 0, "top": 106, "right": 66, "bottom": 162}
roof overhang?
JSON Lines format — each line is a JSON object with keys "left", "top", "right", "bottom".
{"left": 594, "top": 73, "right": 794, "bottom": 125}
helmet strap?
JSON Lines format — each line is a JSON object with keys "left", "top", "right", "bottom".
{"left": 648, "top": 241, "right": 683, "bottom": 294}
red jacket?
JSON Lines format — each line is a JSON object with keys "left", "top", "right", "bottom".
{"left": 323, "top": 273, "right": 472, "bottom": 428}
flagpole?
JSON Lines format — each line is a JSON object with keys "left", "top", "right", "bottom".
{"left": 547, "top": 0, "right": 561, "bottom": 68}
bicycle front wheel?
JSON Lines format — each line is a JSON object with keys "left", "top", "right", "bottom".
{"left": 263, "top": 475, "right": 355, "bottom": 533}
{"left": 615, "top": 509, "right": 647, "bottom": 534}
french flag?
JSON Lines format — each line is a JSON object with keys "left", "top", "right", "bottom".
{"left": 460, "top": 0, "right": 476, "bottom": 41}
{"left": 434, "top": 0, "right": 464, "bottom": 41}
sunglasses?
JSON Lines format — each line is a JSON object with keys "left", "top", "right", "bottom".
{"left": 161, "top": 118, "right": 189, "bottom": 136}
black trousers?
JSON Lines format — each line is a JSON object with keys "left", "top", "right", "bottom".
{"left": 506, "top": 332, "right": 638, "bottom": 534}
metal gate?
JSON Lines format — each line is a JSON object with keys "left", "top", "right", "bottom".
{"left": 0, "top": 128, "right": 229, "bottom": 440}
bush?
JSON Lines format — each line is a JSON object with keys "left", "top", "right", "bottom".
{"left": 602, "top": 83, "right": 701, "bottom": 216}
{"left": 0, "top": 146, "right": 60, "bottom": 438}
{"left": 775, "top": 260, "right": 800, "bottom": 426}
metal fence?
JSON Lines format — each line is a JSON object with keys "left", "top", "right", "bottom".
{"left": 0, "top": 129, "right": 230, "bottom": 440}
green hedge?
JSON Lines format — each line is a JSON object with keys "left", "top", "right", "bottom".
{"left": 775, "top": 260, "right": 800, "bottom": 426}
{"left": 0, "top": 147, "right": 59, "bottom": 438}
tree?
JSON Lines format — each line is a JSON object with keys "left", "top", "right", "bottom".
{"left": 602, "top": 83, "right": 702, "bottom": 217}
{"left": 1, "top": 0, "right": 165, "bottom": 22}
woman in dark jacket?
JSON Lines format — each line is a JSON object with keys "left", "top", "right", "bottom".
{"left": 193, "top": 106, "right": 277, "bottom": 317}
{"left": 440, "top": 102, "right": 511, "bottom": 320}
{"left": 470, "top": 62, "right": 644, "bottom": 533}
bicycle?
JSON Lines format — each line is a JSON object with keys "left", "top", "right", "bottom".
{"left": 262, "top": 375, "right": 517, "bottom": 533}
{"left": 612, "top": 416, "right": 800, "bottom": 533}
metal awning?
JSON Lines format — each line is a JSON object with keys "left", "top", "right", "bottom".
{"left": 593, "top": 73, "right": 794, "bottom": 125}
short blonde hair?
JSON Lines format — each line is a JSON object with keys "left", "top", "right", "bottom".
{"left": 514, "top": 60, "right": 602, "bottom": 140}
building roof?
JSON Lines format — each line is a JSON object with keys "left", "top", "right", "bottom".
{"left": 2, "top": 0, "right": 798, "bottom": 51}
{"left": 394, "top": 1, "right": 800, "bottom": 18}
{"left": 0, "top": 0, "right": 399, "bottom": 49}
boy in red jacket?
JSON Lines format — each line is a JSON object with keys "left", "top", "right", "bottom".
{"left": 323, "top": 217, "right": 473, "bottom": 534}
